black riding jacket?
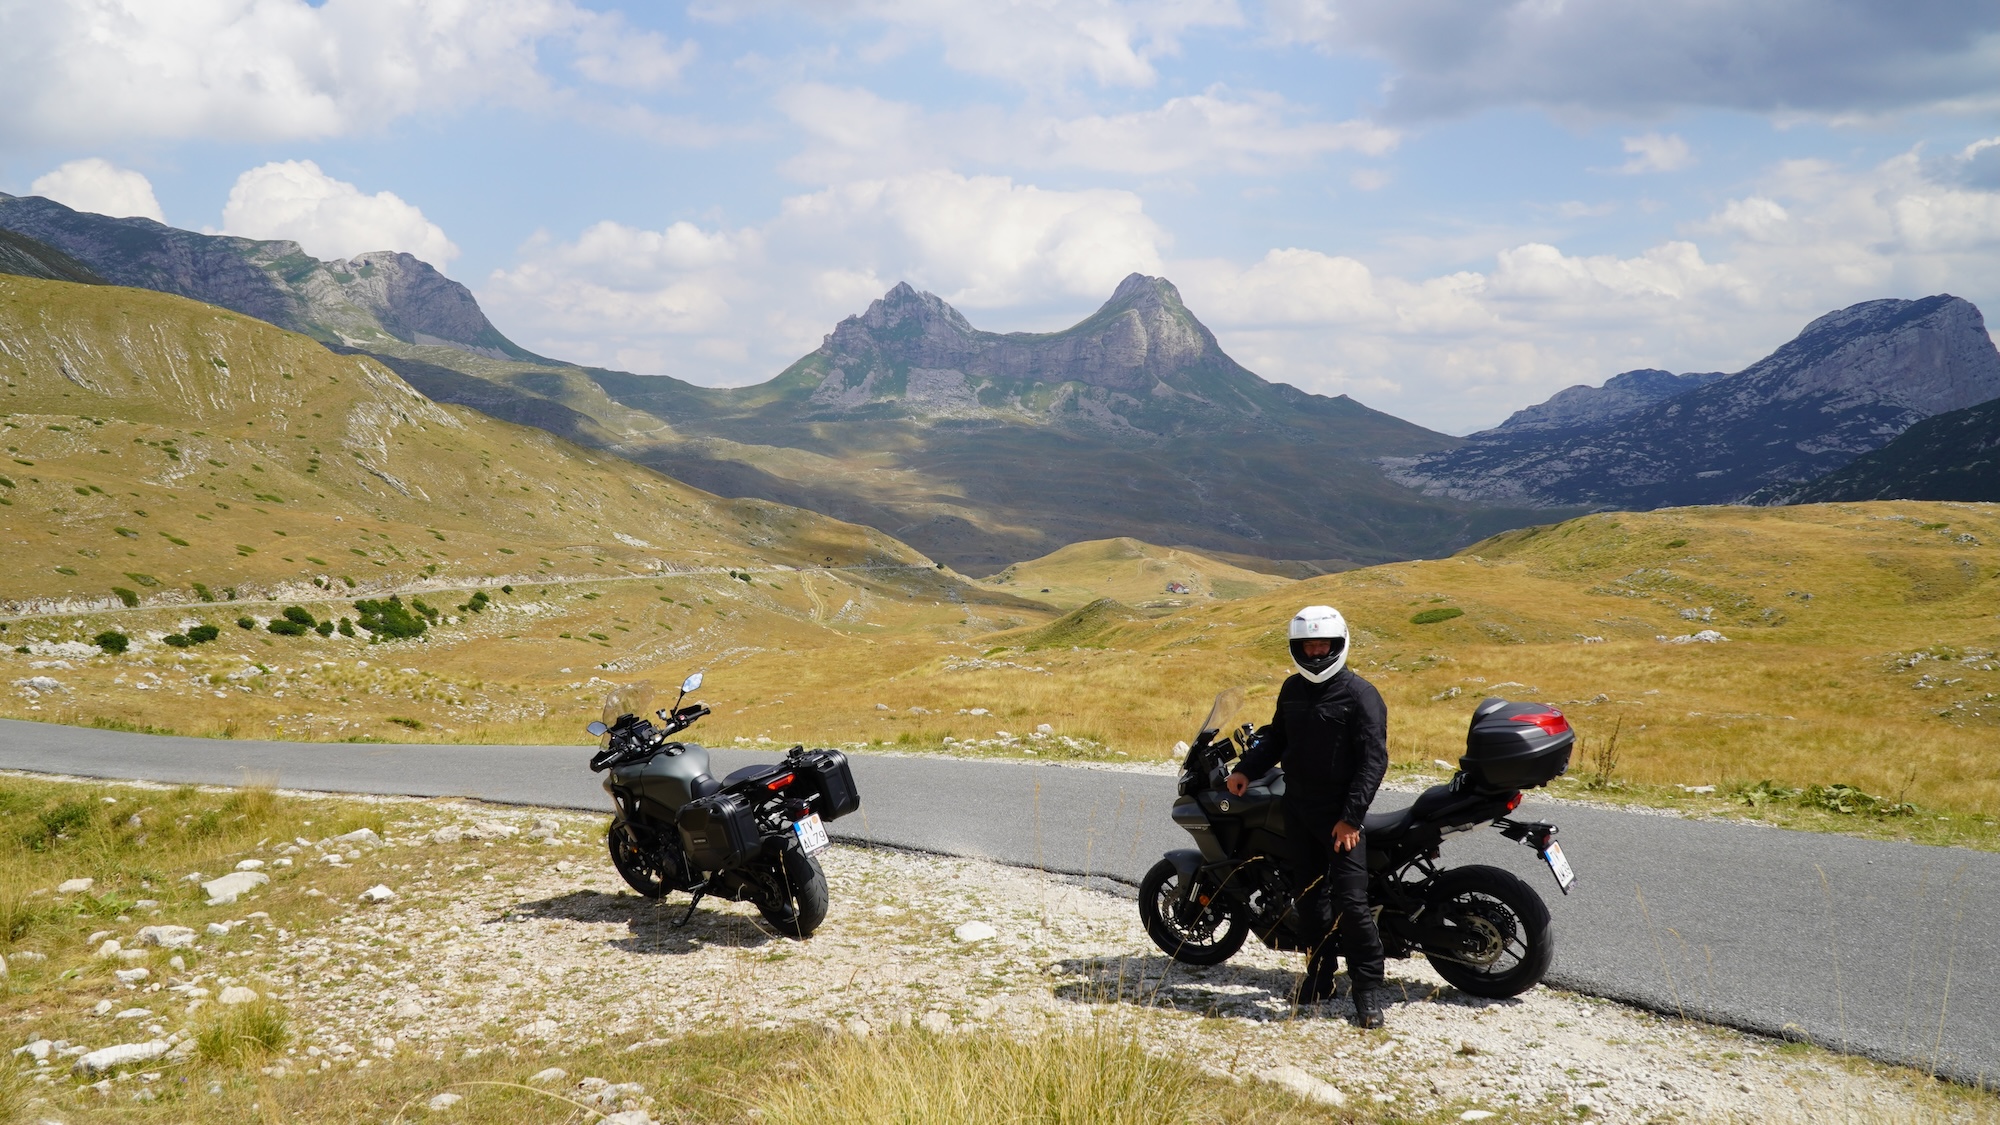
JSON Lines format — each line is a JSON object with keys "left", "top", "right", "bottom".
{"left": 1235, "top": 667, "right": 1389, "bottom": 828}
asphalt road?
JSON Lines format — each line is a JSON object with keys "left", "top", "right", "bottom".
{"left": 2, "top": 717, "right": 1994, "bottom": 1084}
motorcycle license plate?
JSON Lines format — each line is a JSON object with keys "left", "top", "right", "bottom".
{"left": 793, "top": 813, "right": 830, "bottom": 856}
{"left": 1542, "top": 842, "right": 1576, "bottom": 894}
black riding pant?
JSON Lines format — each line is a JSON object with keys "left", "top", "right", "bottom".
{"left": 1284, "top": 795, "right": 1385, "bottom": 989}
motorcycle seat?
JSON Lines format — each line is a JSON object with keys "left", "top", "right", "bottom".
{"left": 724, "top": 763, "right": 785, "bottom": 785}
{"left": 1362, "top": 806, "right": 1416, "bottom": 842}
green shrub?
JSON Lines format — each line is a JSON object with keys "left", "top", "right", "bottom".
{"left": 410, "top": 597, "right": 440, "bottom": 623}
{"left": 191, "top": 582, "right": 213, "bottom": 601}
{"left": 162, "top": 633, "right": 191, "bottom": 648}
{"left": 353, "top": 595, "right": 426, "bottom": 639}
{"left": 315, "top": 620, "right": 334, "bottom": 637}
{"left": 500, "top": 584, "right": 513, "bottom": 594}
{"left": 187, "top": 624, "right": 220, "bottom": 644}
{"left": 111, "top": 587, "right": 139, "bottom": 607}
{"left": 1665, "top": 538, "right": 1688, "bottom": 549}
{"left": 236, "top": 616, "right": 256, "bottom": 630}
{"left": 1410, "top": 606, "right": 1465, "bottom": 625}
{"left": 93, "top": 630, "right": 129, "bottom": 654}
{"left": 266, "top": 619, "right": 308, "bottom": 636}
{"left": 281, "top": 606, "right": 316, "bottom": 627}
{"left": 336, "top": 617, "right": 355, "bottom": 638}
{"left": 387, "top": 716, "right": 423, "bottom": 730}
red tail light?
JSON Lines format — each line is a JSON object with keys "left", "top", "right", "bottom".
{"left": 765, "top": 773, "right": 795, "bottom": 791}
{"left": 1510, "top": 710, "right": 1570, "bottom": 736}
{"left": 1506, "top": 792, "right": 1523, "bottom": 812}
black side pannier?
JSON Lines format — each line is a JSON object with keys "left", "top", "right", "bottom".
{"left": 1460, "top": 698, "right": 1575, "bottom": 792}
{"left": 677, "top": 792, "right": 759, "bottom": 871}
{"left": 796, "top": 747, "right": 861, "bottom": 821}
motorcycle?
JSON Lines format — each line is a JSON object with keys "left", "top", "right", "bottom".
{"left": 1139, "top": 688, "right": 1578, "bottom": 998}
{"left": 586, "top": 673, "right": 861, "bottom": 938}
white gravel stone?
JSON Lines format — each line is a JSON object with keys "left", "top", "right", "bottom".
{"left": 136, "top": 925, "right": 197, "bottom": 949}
{"left": 114, "top": 969, "right": 149, "bottom": 984}
{"left": 13, "top": 1038, "right": 52, "bottom": 1062}
{"left": 234, "top": 859, "right": 266, "bottom": 871}
{"left": 359, "top": 885, "right": 397, "bottom": 903}
{"left": 72, "top": 1040, "right": 167, "bottom": 1077}
{"left": 528, "top": 1067, "right": 567, "bottom": 1084}
{"left": 201, "top": 871, "right": 268, "bottom": 906}
{"left": 429, "top": 826, "right": 463, "bottom": 845}
{"left": 113, "top": 1007, "right": 150, "bottom": 1020}
{"left": 600, "top": 1112, "right": 656, "bottom": 1125}
{"left": 1260, "top": 1067, "right": 1347, "bottom": 1107}
{"left": 58, "top": 878, "right": 95, "bottom": 895}
{"left": 428, "top": 1092, "right": 463, "bottom": 1111}
{"left": 952, "top": 921, "right": 996, "bottom": 943}
{"left": 96, "top": 939, "right": 121, "bottom": 958}
{"left": 517, "top": 1019, "right": 559, "bottom": 1039}
{"left": 331, "top": 828, "right": 384, "bottom": 848}
{"left": 918, "top": 1011, "right": 952, "bottom": 1034}
{"left": 216, "top": 986, "right": 259, "bottom": 1006}
{"left": 392, "top": 998, "right": 426, "bottom": 1019}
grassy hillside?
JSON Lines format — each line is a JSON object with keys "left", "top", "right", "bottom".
{"left": 977, "top": 537, "right": 1294, "bottom": 610}
{"left": 0, "top": 277, "right": 1992, "bottom": 839}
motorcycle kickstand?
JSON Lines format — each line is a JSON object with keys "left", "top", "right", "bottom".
{"left": 674, "top": 883, "right": 709, "bottom": 928}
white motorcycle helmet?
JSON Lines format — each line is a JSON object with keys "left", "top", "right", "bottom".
{"left": 1288, "top": 605, "right": 1349, "bottom": 683}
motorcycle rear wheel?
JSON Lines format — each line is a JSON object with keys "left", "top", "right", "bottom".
{"left": 756, "top": 843, "right": 829, "bottom": 939}
{"left": 1139, "top": 858, "right": 1249, "bottom": 966}
{"left": 1418, "top": 864, "right": 1553, "bottom": 999}
{"left": 607, "top": 817, "right": 666, "bottom": 899}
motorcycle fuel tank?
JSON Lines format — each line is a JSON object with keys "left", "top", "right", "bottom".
{"left": 608, "top": 744, "right": 714, "bottom": 817}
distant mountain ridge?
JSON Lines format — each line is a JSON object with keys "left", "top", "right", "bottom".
{"left": 1488, "top": 367, "right": 1727, "bottom": 434}
{"left": 0, "top": 197, "right": 1557, "bottom": 570}
{"left": 0, "top": 193, "right": 536, "bottom": 362}
{"left": 1384, "top": 295, "right": 2000, "bottom": 509}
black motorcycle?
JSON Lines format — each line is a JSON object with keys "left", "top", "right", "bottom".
{"left": 587, "top": 673, "right": 861, "bottom": 938}
{"left": 1139, "top": 688, "right": 1578, "bottom": 998}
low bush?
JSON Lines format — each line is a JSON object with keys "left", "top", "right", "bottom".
{"left": 110, "top": 586, "right": 139, "bottom": 607}
{"left": 195, "top": 998, "right": 291, "bottom": 1066}
{"left": 281, "top": 606, "right": 316, "bottom": 627}
{"left": 92, "top": 630, "right": 129, "bottom": 654}
{"left": 236, "top": 616, "right": 256, "bottom": 629}
{"left": 1410, "top": 606, "right": 1465, "bottom": 625}
{"left": 337, "top": 617, "right": 355, "bottom": 637}
{"left": 354, "top": 596, "right": 426, "bottom": 639}
{"left": 187, "top": 624, "right": 220, "bottom": 644}
{"left": 266, "top": 619, "right": 308, "bottom": 637}
{"left": 162, "top": 633, "right": 191, "bottom": 648}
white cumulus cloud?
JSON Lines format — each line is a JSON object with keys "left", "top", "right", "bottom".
{"left": 1613, "top": 133, "right": 1692, "bottom": 174}
{"left": 0, "top": 0, "right": 635, "bottom": 145}
{"left": 219, "top": 160, "right": 458, "bottom": 265}
{"left": 774, "top": 83, "right": 1395, "bottom": 181}
{"left": 29, "top": 158, "right": 165, "bottom": 221}
{"left": 480, "top": 169, "right": 1167, "bottom": 379}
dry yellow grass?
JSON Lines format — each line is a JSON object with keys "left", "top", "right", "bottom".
{"left": 1, "top": 274, "right": 1996, "bottom": 843}
{"left": 977, "top": 536, "right": 1293, "bottom": 609}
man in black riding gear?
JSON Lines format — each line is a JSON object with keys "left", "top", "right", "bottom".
{"left": 1227, "top": 604, "right": 1389, "bottom": 1027}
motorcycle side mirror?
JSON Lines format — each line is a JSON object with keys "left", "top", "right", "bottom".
{"left": 586, "top": 721, "right": 608, "bottom": 737}
{"left": 681, "top": 672, "right": 703, "bottom": 694}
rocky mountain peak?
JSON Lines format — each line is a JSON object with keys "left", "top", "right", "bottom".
{"left": 0, "top": 193, "right": 533, "bottom": 361}
{"left": 1383, "top": 293, "right": 2000, "bottom": 509}
{"left": 1489, "top": 368, "right": 1727, "bottom": 434}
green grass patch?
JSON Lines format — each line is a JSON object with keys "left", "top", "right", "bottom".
{"left": 1409, "top": 606, "right": 1464, "bottom": 625}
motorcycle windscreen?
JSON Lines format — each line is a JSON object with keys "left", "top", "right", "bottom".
{"left": 600, "top": 681, "right": 656, "bottom": 743}
{"left": 1197, "top": 687, "right": 1246, "bottom": 739}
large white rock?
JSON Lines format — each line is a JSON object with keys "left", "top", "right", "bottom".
{"left": 234, "top": 859, "right": 265, "bottom": 871}
{"left": 202, "top": 871, "right": 269, "bottom": 905}
{"left": 331, "top": 828, "right": 383, "bottom": 848}
{"left": 1259, "top": 1067, "right": 1347, "bottom": 1107}
{"left": 951, "top": 921, "right": 996, "bottom": 943}
{"left": 527, "top": 1067, "right": 567, "bottom": 1084}
{"left": 72, "top": 1040, "right": 168, "bottom": 1076}
{"left": 114, "top": 968, "right": 149, "bottom": 984}
{"left": 358, "top": 885, "right": 396, "bottom": 903}
{"left": 12, "top": 1039, "right": 52, "bottom": 1062}
{"left": 137, "top": 925, "right": 198, "bottom": 949}
{"left": 216, "top": 986, "right": 260, "bottom": 1005}
{"left": 57, "top": 878, "right": 94, "bottom": 895}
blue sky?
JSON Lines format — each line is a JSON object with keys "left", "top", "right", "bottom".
{"left": 2, "top": 0, "right": 1998, "bottom": 433}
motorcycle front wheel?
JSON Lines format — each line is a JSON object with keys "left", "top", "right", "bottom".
{"left": 1418, "top": 864, "right": 1553, "bottom": 998}
{"left": 1139, "top": 858, "right": 1249, "bottom": 966}
{"left": 607, "top": 817, "right": 666, "bottom": 899}
{"left": 756, "top": 842, "right": 829, "bottom": 939}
